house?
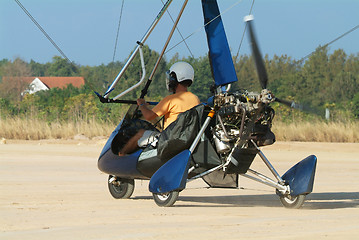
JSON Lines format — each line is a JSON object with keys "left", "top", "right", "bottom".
{"left": 1, "top": 76, "right": 85, "bottom": 95}
{"left": 23, "top": 77, "right": 85, "bottom": 94}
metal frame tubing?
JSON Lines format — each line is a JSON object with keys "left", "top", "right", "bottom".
{"left": 241, "top": 169, "right": 287, "bottom": 192}
{"left": 187, "top": 109, "right": 222, "bottom": 182}
{"left": 112, "top": 45, "right": 146, "bottom": 100}
{"left": 187, "top": 164, "right": 224, "bottom": 182}
{"left": 189, "top": 109, "right": 215, "bottom": 153}
{"left": 251, "top": 140, "right": 285, "bottom": 185}
{"left": 104, "top": 0, "right": 173, "bottom": 98}
{"left": 144, "top": 0, "right": 189, "bottom": 96}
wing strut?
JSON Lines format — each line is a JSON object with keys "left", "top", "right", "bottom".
{"left": 101, "top": 0, "right": 189, "bottom": 102}
{"left": 140, "top": 0, "right": 189, "bottom": 99}
{"left": 102, "top": 0, "right": 174, "bottom": 100}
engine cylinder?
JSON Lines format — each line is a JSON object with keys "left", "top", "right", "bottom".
{"left": 213, "top": 130, "right": 231, "bottom": 154}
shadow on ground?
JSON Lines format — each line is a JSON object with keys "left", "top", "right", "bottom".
{"left": 133, "top": 192, "right": 359, "bottom": 209}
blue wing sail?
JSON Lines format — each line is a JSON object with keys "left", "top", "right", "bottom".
{"left": 202, "top": 0, "right": 238, "bottom": 87}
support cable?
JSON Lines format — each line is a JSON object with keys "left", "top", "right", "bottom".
{"left": 112, "top": 0, "right": 125, "bottom": 63}
{"left": 165, "top": 0, "right": 244, "bottom": 55}
{"left": 161, "top": 0, "right": 194, "bottom": 58}
{"left": 14, "top": 0, "right": 71, "bottom": 63}
{"left": 234, "top": 0, "right": 255, "bottom": 63}
{"left": 299, "top": 24, "right": 359, "bottom": 63}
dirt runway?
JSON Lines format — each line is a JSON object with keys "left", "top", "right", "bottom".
{"left": 1, "top": 140, "right": 358, "bottom": 239}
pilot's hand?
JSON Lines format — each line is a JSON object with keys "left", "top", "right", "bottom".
{"left": 137, "top": 98, "right": 158, "bottom": 121}
{"left": 137, "top": 98, "right": 146, "bottom": 107}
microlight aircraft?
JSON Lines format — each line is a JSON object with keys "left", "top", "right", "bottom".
{"left": 96, "top": 0, "right": 317, "bottom": 208}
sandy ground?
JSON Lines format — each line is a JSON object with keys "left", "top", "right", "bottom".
{"left": 0, "top": 140, "right": 358, "bottom": 240}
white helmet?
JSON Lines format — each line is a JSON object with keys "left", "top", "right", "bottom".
{"left": 166, "top": 62, "right": 194, "bottom": 92}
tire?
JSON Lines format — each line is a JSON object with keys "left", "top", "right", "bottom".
{"left": 108, "top": 176, "right": 135, "bottom": 199}
{"left": 279, "top": 194, "right": 306, "bottom": 209}
{"left": 152, "top": 191, "right": 179, "bottom": 207}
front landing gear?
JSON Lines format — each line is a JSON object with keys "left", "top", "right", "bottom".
{"left": 108, "top": 175, "right": 135, "bottom": 199}
{"left": 152, "top": 191, "right": 179, "bottom": 207}
{"left": 278, "top": 192, "right": 306, "bottom": 209}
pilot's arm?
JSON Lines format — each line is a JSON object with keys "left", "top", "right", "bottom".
{"left": 137, "top": 98, "right": 158, "bottom": 121}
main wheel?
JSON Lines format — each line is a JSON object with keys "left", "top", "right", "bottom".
{"left": 279, "top": 194, "right": 306, "bottom": 209}
{"left": 152, "top": 191, "right": 179, "bottom": 207}
{"left": 108, "top": 176, "right": 135, "bottom": 199}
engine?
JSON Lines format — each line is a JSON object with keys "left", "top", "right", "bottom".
{"left": 211, "top": 90, "right": 275, "bottom": 155}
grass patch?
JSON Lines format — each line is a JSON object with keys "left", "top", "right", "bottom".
{"left": 0, "top": 117, "right": 116, "bottom": 140}
{"left": 273, "top": 120, "right": 359, "bottom": 142}
{"left": 1, "top": 117, "right": 358, "bottom": 142}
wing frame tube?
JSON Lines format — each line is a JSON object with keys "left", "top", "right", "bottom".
{"left": 103, "top": 0, "right": 174, "bottom": 99}
{"left": 140, "top": 0, "right": 189, "bottom": 99}
{"left": 112, "top": 44, "right": 146, "bottom": 100}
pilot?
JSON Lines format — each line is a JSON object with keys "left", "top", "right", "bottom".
{"left": 118, "top": 61, "right": 200, "bottom": 156}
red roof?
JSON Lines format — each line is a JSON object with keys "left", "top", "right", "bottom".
{"left": 3, "top": 76, "right": 85, "bottom": 89}
{"left": 31, "top": 77, "right": 85, "bottom": 89}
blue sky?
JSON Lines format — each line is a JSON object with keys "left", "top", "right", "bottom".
{"left": 1, "top": 0, "right": 359, "bottom": 66}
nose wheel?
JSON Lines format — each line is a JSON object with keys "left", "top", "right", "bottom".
{"left": 108, "top": 175, "right": 135, "bottom": 199}
{"left": 152, "top": 191, "right": 179, "bottom": 207}
{"left": 277, "top": 189, "right": 306, "bottom": 209}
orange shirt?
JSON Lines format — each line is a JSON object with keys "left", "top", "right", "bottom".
{"left": 152, "top": 91, "right": 200, "bottom": 129}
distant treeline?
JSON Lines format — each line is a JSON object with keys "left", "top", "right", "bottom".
{"left": 1, "top": 45, "right": 359, "bottom": 124}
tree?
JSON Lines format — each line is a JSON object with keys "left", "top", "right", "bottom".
{"left": 352, "top": 92, "right": 359, "bottom": 118}
{"left": 0, "top": 59, "right": 9, "bottom": 77}
{"left": 186, "top": 55, "right": 213, "bottom": 102}
{"left": 0, "top": 58, "right": 32, "bottom": 102}
{"left": 29, "top": 59, "right": 48, "bottom": 76}
{"left": 295, "top": 46, "right": 329, "bottom": 108}
{"left": 0, "top": 97, "right": 16, "bottom": 119}
{"left": 0, "top": 44, "right": 359, "bottom": 123}
{"left": 46, "top": 56, "right": 79, "bottom": 76}
{"left": 63, "top": 93, "right": 99, "bottom": 122}
{"left": 233, "top": 55, "right": 258, "bottom": 92}
{"left": 19, "top": 94, "right": 40, "bottom": 119}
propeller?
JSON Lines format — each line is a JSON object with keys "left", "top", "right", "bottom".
{"left": 275, "top": 98, "right": 303, "bottom": 111}
{"left": 244, "top": 15, "right": 304, "bottom": 111}
{"left": 244, "top": 15, "right": 268, "bottom": 90}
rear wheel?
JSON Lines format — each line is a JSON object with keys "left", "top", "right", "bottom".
{"left": 152, "top": 191, "right": 179, "bottom": 207}
{"left": 279, "top": 194, "right": 306, "bottom": 209}
{"left": 108, "top": 176, "right": 135, "bottom": 199}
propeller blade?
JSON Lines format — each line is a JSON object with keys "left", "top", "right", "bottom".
{"left": 244, "top": 15, "right": 268, "bottom": 89}
{"left": 275, "top": 98, "right": 303, "bottom": 110}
